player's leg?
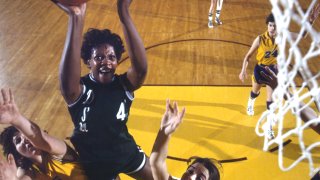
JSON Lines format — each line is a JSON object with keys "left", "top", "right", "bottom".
{"left": 215, "top": 0, "right": 224, "bottom": 25}
{"left": 265, "top": 84, "right": 275, "bottom": 139}
{"left": 247, "top": 81, "right": 261, "bottom": 116}
{"left": 128, "top": 157, "right": 153, "bottom": 180}
{"left": 208, "top": 0, "right": 216, "bottom": 28}
{"left": 125, "top": 147, "right": 153, "bottom": 180}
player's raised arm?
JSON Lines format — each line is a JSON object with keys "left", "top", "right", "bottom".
{"left": 51, "top": 0, "right": 86, "bottom": 104}
{"left": 150, "top": 100, "right": 185, "bottom": 180}
{"left": 0, "top": 89, "right": 67, "bottom": 156}
{"left": 117, "top": 0, "right": 147, "bottom": 91}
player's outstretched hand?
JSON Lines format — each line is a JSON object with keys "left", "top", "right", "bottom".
{"left": 259, "top": 67, "right": 278, "bottom": 90}
{"left": 0, "top": 89, "right": 20, "bottom": 125}
{"left": 160, "top": 99, "right": 185, "bottom": 136}
{"left": 51, "top": 0, "right": 86, "bottom": 16}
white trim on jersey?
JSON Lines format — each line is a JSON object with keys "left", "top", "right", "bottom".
{"left": 125, "top": 90, "right": 134, "bottom": 101}
{"left": 68, "top": 84, "right": 86, "bottom": 107}
{"left": 125, "top": 153, "right": 146, "bottom": 175}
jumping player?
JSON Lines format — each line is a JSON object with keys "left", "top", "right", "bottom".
{"left": 52, "top": 0, "right": 152, "bottom": 179}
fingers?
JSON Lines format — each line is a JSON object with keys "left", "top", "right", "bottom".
{"left": 171, "top": 107, "right": 185, "bottom": 130}
{"left": 51, "top": 0, "right": 86, "bottom": 14}
{"left": 7, "top": 154, "right": 16, "bottom": 167}
{"left": 173, "top": 101, "right": 178, "bottom": 115}
{"left": 165, "top": 99, "right": 170, "bottom": 112}
{"left": 239, "top": 72, "right": 247, "bottom": 83}
{"left": 166, "top": 100, "right": 185, "bottom": 119}
{"left": 264, "top": 66, "right": 276, "bottom": 77}
{"left": 259, "top": 71, "right": 271, "bottom": 81}
{"left": 8, "top": 89, "right": 14, "bottom": 104}
{"left": 0, "top": 89, "right": 8, "bottom": 104}
{"left": 168, "top": 100, "right": 174, "bottom": 113}
{"left": 179, "top": 107, "right": 186, "bottom": 120}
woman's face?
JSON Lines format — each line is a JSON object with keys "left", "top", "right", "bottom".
{"left": 267, "top": 22, "right": 277, "bottom": 38}
{"left": 181, "top": 162, "right": 210, "bottom": 180}
{"left": 13, "top": 132, "right": 41, "bottom": 159}
{"left": 88, "top": 43, "right": 118, "bottom": 84}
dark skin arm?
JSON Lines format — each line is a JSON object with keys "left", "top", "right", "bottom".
{"left": 117, "top": 0, "right": 148, "bottom": 91}
{"left": 51, "top": 0, "right": 86, "bottom": 104}
{"left": 260, "top": 67, "right": 320, "bottom": 135}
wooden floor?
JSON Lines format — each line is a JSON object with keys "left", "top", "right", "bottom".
{"left": 0, "top": 0, "right": 319, "bottom": 179}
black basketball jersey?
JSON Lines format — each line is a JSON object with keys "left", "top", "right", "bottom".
{"left": 68, "top": 73, "right": 138, "bottom": 164}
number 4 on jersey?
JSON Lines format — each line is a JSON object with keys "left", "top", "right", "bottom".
{"left": 116, "top": 102, "right": 126, "bottom": 121}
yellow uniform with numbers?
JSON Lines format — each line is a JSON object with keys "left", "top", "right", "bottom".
{"left": 252, "top": 31, "right": 278, "bottom": 83}
{"left": 256, "top": 31, "right": 278, "bottom": 65}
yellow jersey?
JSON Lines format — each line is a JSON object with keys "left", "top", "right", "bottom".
{"left": 256, "top": 31, "right": 278, "bottom": 65}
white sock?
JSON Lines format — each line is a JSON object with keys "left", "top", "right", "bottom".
{"left": 208, "top": 13, "right": 213, "bottom": 21}
{"left": 215, "top": 10, "right": 221, "bottom": 19}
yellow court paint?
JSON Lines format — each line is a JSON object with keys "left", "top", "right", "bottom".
{"left": 120, "top": 86, "right": 319, "bottom": 180}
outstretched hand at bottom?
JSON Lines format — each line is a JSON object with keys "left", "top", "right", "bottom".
{"left": 0, "top": 89, "right": 21, "bottom": 125}
{"left": 160, "top": 99, "right": 186, "bottom": 136}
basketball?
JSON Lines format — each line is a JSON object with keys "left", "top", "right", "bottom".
{"left": 58, "top": 0, "right": 89, "bottom": 6}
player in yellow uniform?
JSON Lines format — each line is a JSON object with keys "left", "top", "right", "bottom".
{"left": 239, "top": 13, "right": 277, "bottom": 128}
{"left": 0, "top": 88, "right": 87, "bottom": 180}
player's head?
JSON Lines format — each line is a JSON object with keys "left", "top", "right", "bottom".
{"left": 81, "top": 28, "right": 125, "bottom": 64}
{"left": 266, "top": 13, "right": 275, "bottom": 24}
{"left": 266, "top": 13, "right": 276, "bottom": 37}
{"left": 181, "top": 157, "right": 221, "bottom": 180}
{"left": 0, "top": 126, "right": 34, "bottom": 170}
{"left": 81, "top": 28, "right": 125, "bottom": 84}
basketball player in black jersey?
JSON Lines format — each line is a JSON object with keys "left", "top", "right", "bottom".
{"left": 52, "top": 0, "right": 152, "bottom": 179}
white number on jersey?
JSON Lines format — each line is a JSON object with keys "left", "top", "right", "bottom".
{"left": 116, "top": 102, "right": 126, "bottom": 121}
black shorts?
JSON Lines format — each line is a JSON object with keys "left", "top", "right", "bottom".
{"left": 253, "top": 64, "right": 278, "bottom": 84}
{"left": 82, "top": 146, "right": 146, "bottom": 180}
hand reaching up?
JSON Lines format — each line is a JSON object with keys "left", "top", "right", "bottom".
{"left": 160, "top": 99, "right": 185, "bottom": 136}
{"left": 0, "top": 89, "right": 20, "bottom": 125}
{"left": 117, "top": 0, "right": 132, "bottom": 10}
{"left": 51, "top": 0, "right": 87, "bottom": 17}
{"left": 117, "top": 0, "right": 132, "bottom": 22}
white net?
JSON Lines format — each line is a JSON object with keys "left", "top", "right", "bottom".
{"left": 255, "top": 0, "right": 320, "bottom": 176}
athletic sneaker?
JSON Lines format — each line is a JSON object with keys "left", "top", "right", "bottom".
{"left": 247, "top": 98, "right": 255, "bottom": 116}
{"left": 215, "top": 17, "right": 222, "bottom": 25}
{"left": 267, "top": 127, "right": 275, "bottom": 139}
{"left": 208, "top": 20, "right": 213, "bottom": 28}
{"left": 263, "top": 122, "right": 275, "bottom": 140}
